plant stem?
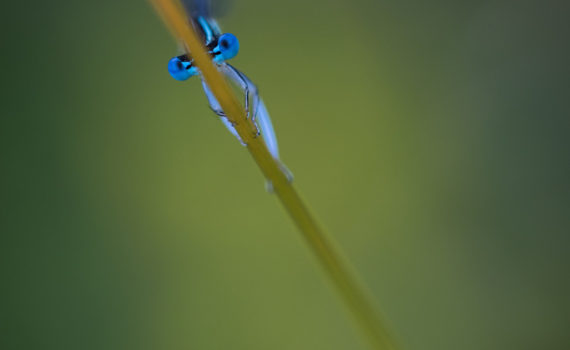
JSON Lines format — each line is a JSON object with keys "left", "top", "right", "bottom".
{"left": 151, "top": 1, "right": 399, "bottom": 349}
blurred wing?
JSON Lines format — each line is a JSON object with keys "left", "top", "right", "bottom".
{"left": 181, "top": 0, "right": 232, "bottom": 19}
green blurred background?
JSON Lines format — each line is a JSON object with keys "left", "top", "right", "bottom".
{"left": 2, "top": 0, "right": 569, "bottom": 349}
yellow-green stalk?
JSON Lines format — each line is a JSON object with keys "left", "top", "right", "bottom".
{"left": 151, "top": 1, "right": 400, "bottom": 349}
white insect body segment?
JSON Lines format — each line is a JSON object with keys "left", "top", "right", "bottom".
{"left": 201, "top": 70, "right": 293, "bottom": 186}
{"left": 201, "top": 65, "right": 279, "bottom": 160}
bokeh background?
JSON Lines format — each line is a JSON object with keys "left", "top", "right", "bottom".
{"left": 2, "top": 0, "right": 569, "bottom": 349}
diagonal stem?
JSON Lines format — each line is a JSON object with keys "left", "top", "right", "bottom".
{"left": 150, "top": 1, "right": 400, "bottom": 349}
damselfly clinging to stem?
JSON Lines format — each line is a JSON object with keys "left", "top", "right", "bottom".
{"left": 167, "top": 0, "right": 292, "bottom": 187}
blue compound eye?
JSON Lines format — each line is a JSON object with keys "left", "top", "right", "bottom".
{"left": 168, "top": 57, "right": 193, "bottom": 81}
{"left": 217, "top": 33, "right": 239, "bottom": 60}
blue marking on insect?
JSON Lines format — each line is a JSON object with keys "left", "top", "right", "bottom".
{"left": 167, "top": 57, "right": 198, "bottom": 81}
{"left": 213, "top": 33, "right": 239, "bottom": 61}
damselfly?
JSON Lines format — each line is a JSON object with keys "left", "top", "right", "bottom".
{"left": 167, "top": 0, "right": 291, "bottom": 184}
